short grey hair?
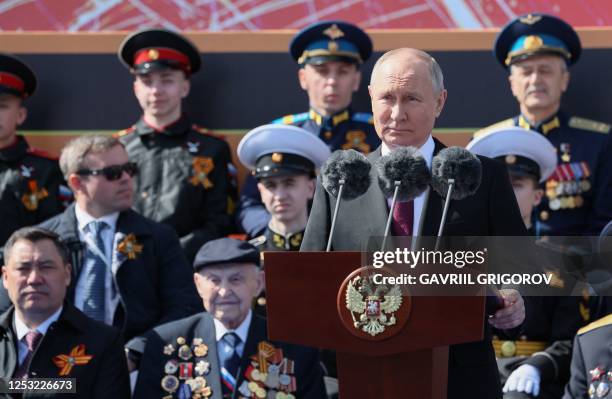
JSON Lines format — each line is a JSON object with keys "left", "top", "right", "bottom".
{"left": 370, "top": 48, "right": 445, "bottom": 94}
{"left": 59, "top": 135, "right": 122, "bottom": 180}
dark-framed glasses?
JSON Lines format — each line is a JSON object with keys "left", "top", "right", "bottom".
{"left": 76, "top": 162, "right": 138, "bottom": 181}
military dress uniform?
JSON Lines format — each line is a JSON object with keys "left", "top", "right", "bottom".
{"left": 237, "top": 21, "right": 380, "bottom": 237}
{"left": 116, "top": 29, "right": 235, "bottom": 262}
{"left": 563, "top": 314, "right": 612, "bottom": 399}
{"left": 474, "top": 13, "right": 612, "bottom": 236}
{"left": 0, "top": 54, "right": 67, "bottom": 247}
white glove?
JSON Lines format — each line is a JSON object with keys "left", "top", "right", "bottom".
{"left": 503, "top": 364, "right": 541, "bottom": 397}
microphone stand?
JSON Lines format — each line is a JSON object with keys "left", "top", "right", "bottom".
{"left": 326, "top": 179, "right": 345, "bottom": 252}
{"left": 435, "top": 178, "right": 455, "bottom": 251}
{"left": 381, "top": 181, "right": 401, "bottom": 251}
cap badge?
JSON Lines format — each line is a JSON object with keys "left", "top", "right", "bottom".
{"left": 520, "top": 14, "right": 542, "bottom": 25}
{"left": 271, "top": 153, "right": 283, "bottom": 163}
{"left": 505, "top": 154, "right": 517, "bottom": 165}
{"left": 328, "top": 41, "right": 339, "bottom": 52}
{"left": 524, "top": 35, "right": 544, "bottom": 50}
{"left": 323, "top": 24, "right": 345, "bottom": 40}
{"left": 147, "top": 48, "right": 159, "bottom": 60}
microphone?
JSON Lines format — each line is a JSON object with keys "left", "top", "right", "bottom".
{"left": 431, "top": 147, "right": 482, "bottom": 248}
{"left": 375, "top": 146, "right": 431, "bottom": 250}
{"left": 320, "top": 149, "right": 372, "bottom": 251}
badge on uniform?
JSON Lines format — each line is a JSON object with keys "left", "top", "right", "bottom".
{"left": 342, "top": 130, "right": 371, "bottom": 154}
{"left": 117, "top": 233, "right": 143, "bottom": 260}
{"left": 52, "top": 344, "right": 93, "bottom": 376}
{"left": 238, "top": 341, "right": 297, "bottom": 398}
{"left": 21, "top": 179, "right": 48, "bottom": 211}
{"left": 189, "top": 156, "right": 215, "bottom": 189}
{"left": 161, "top": 337, "right": 212, "bottom": 398}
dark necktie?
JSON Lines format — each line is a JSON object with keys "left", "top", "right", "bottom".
{"left": 82, "top": 220, "right": 108, "bottom": 322}
{"left": 392, "top": 200, "right": 414, "bottom": 236}
{"left": 220, "top": 332, "right": 241, "bottom": 396}
{"left": 13, "top": 330, "right": 43, "bottom": 378}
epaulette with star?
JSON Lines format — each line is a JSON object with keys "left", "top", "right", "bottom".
{"left": 351, "top": 112, "right": 374, "bottom": 124}
{"left": 568, "top": 117, "right": 610, "bottom": 134}
{"left": 113, "top": 126, "right": 135, "bottom": 138}
{"left": 272, "top": 112, "right": 309, "bottom": 125}
{"left": 26, "top": 147, "right": 58, "bottom": 161}
{"left": 472, "top": 118, "right": 515, "bottom": 139}
{"left": 192, "top": 124, "right": 227, "bottom": 141}
{"left": 578, "top": 314, "right": 612, "bottom": 335}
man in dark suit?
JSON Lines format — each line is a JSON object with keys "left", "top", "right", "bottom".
{"left": 0, "top": 226, "right": 129, "bottom": 398}
{"left": 302, "top": 48, "right": 527, "bottom": 399}
{"left": 37, "top": 135, "right": 201, "bottom": 353}
{"left": 133, "top": 237, "right": 327, "bottom": 399}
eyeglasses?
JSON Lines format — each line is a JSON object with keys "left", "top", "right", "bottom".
{"left": 76, "top": 162, "right": 139, "bottom": 181}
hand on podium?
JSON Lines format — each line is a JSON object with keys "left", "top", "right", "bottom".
{"left": 487, "top": 289, "right": 525, "bottom": 329}
{"left": 503, "top": 364, "right": 541, "bottom": 396}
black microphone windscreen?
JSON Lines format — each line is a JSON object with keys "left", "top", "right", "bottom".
{"left": 431, "top": 147, "right": 482, "bottom": 200}
{"left": 321, "top": 149, "right": 371, "bottom": 199}
{"left": 375, "top": 146, "right": 431, "bottom": 201}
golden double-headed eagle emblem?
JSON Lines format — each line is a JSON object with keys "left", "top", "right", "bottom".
{"left": 345, "top": 275, "right": 403, "bottom": 336}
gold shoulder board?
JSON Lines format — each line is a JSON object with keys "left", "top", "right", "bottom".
{"left": 472, "top": 118, "right": 515, "bottom": 139}
{"left": 578, "top": 314, "right": 612, "bottom": 335}
{"left": 568, "top": 117, "right": 610, "bottom": 134}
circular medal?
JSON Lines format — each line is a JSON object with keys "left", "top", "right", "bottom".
{"left": 255, "top": 387, "right": 266, "bottom": 398}
{"left": 539, "top": 211, "right": 550, "bottom": 221}
{"left": 177, "top": 337, "right": 186, "bottom": 345}
{"left": 567, "top": 196, "right": 576, "bottom": 209}
{"left": 581, "top": 179, "right": 592, "bottom": 192}
{"left": 549, "top": 199, "right": 561, "bottom": 211}
{"left": 165, "top": 359, "right": 179, "bottom": 374}
{"left": 161, "top": 375, "right": 180, "bottom": 393}
{"left": 194, "top": 344, "right": 208, "bottom": 357}
{"left": 178, "top": 345, "right": 193, "bottom": 360}
{"left": 279, "top": 374, "right": 291, "bottom": 386}
{"left": 500, "top": 341, "right": 517, "bottom": 357}
{"left": 596, "top": 381, "right": 610, "bottom": 397}
{"left": 556, "top": 182, "right": 565, "bottom": 196}
{"left": 546, "top": 189, "right": 556, "bottom": 199}
{"left": 195, "top": 360, "right": 210, "bottom": 376}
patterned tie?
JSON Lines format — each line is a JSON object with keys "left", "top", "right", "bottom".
{"left": 220, "top": 332, "right": 241, "bottom": 396}
{"left": 392, "top": 200, "right": 414, "bottom": 236}
{"left": 82, "top": 220, "right": 108, "bottom": 322}
{"left": 13, "top": 330, "right": 43, "bottom": 378}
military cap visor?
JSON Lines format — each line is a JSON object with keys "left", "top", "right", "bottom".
{"left": 237, "top": 124, "right": 331, "bottom": 179}
{"left": 118, "top": 29, "right": 201, "bottom": 75}
{"left": 466, "top": 127, "right": 557, "bottom": 182}
{"left": 290, "top": 21, "right": 372, "bottom": 65}
{"left": 0, "top": 54, "right": 37, "bottom": 98}
{"left": 495, "top": 13, "right": 581, "bottom": 68}
{"left": 193, "top": 238, "right": 260, "bottom": 271}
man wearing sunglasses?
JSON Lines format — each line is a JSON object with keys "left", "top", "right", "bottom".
{"left": 115, "top": 29, "right": 235, "bottom": 264}
{"left": 38, "top": 135, "right": 202, "bottom": 375}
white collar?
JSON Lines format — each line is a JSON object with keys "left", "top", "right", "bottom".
{"left": 14, "top": 306, "right": 63, "bottom": 341}
{"left": 381, "top": 134, "right": 435, "bottom": 169}
{"left": 75, "top": 204, "right": 119, "bottom": 233}
{"left": 214, "top": 310, "right": 252, "bottom": 345}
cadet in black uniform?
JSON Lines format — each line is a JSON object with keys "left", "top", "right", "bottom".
{"left": 0, "top": 53, "right": 68, "bottom": 247}
{"left": 237, "top": 124, "right": 330, "bottom": 252}
{"left": 473, "top": 13, "right": 612, "bottom": 237}
{"left": 469, "top": 127, "right": 591, "bottom": 399}
{"left": 115, "top": 29, "right": 235, "bottom": 263}
{"left": 237, "top": 21, "right": 380, "bottom": 237}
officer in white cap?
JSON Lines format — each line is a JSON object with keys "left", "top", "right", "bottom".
{"left": 468, "top": 127, "right": 556, "bottom": 235}
{"left": 238, "top": 124, "right": 331, "bottom": 252}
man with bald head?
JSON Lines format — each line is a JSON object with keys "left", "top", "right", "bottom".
{"left": 302, "top": 48, "right": 528, "bottom": 398}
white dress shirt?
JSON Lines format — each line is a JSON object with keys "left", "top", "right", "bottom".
{"left": 74, "top": 205, "right": 120, "bottom": 325}
{"left": 213, "top": 310, "right": 252, "bottom": 358}
{"left": 381, "top": 135, "right": 435, "bottom": 236}
{"left": 14, "top": 307, "right": 62, "bottom": 364}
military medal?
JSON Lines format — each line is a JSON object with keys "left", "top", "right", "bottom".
{"left": 560, "top": 143, "right": 571, "bottom": 162}
{"left": 549, "top": 198, "right": 561, "bottom": 211}
{"left": 186, "top": 141, "right": 200, "bottom": 154}
{"left": 19, "top": 164, "right": 33, "bottom": 178}
{"left": 165, "top": 359, "right": 179, "bottom": 374}
{"left": 178, "top": 344, "right": 192, "bottom": 360}
{"left": 194, "top": 343, "right": 208, "bottom": 357}
{"left": 597, "top": 381, "right": 610, "bottom": 397}
{"left": 177, "top": 337, "right": 186, "bottom": 345}
{"left": 589, "top": 383, "right": 596, "bottom": 398}
{"left": 580, "top": 162, "right": 592, "bottom": 191}
{"left": 117, "top": 233, "right": 143, "bottom": 260}
{"left": 161, "top": 375, "right": 180, "bottom": 393}
{"left": 21, "top": 180, "right": 49, "bottom": 211}
{"left": 342, "top": 130, "right": 371, "bottom": 154}
{"left": 179, "top": 362, "right": 193, "bottom": 379}
{"left": 164, "top": 344, "right": 175, "bottom": 355}
{"left": 591, "top": 367, "right": 604, "bottom": 381}
{"left": 195, "top": 360, "right": 210, "bottom": 376}
{"left": 192, "top": 338, "right": 203, "bottom": 346}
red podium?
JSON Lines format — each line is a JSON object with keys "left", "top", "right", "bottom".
{"left": 264, "top": 251, "right": 485, "bottom": 399}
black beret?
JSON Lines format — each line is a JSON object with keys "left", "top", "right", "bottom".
{"left": 193, "top": 238, "right": 260, "bottom": 271}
